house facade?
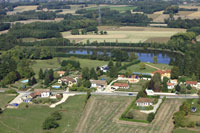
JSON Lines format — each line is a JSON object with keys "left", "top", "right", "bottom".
{"left": 112, "top": 83, "right": 129, "bottom": 89}
{"left": 136, "top": 98, "right": 155, "bottom": 107}
{"left": 185, "top": 81, "right": 198, "bottom": 88}
{"left": 152, "top": 70, "right": 171, "bottom": 79}
{"left": 167, "top": 82, "right": 175, "bottom": 89}
{"left": 34, "top": 89, "right": 50, "bottom": 98}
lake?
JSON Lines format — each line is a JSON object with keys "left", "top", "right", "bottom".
{"left": 56, "top": 48, "right": 175, "bottom": 64}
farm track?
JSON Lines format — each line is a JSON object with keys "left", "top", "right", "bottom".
{"left": 75, "top": 96, "right": 182, "bottom": 133}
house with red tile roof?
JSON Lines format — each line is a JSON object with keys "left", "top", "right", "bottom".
{"left": 57, "top": 71, "right": 65, "bottom": 77}
{"left": 152, "top": 69, "right": 171, "bottom": 79}
{"left": 136, "top": 98, "right": 155, "bottom": 107}
{"left": 112, "top": 83, "right": 129, "bottom": 89}
{"left": 185, "top": 81, "right": 198, "bottom": 88}
{"left": 58, "top": 76, "right": 76, "bottom": 87}
{"left": 167, "top": 82, "right": 175, "bottom": 89}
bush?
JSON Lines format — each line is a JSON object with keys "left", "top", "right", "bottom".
{"left": 42, "top": 117, "right": 59, "bottom": 130}
{"left": 126, "top": 111, "right": 134, "bottom": 119}
{"left": 147, "top": 113, "right": 155, "bottom": 122}
{"left": 187, "top": 121, "right": 195, "bottom": 128}
{"left": 52, "top": 111, "right": 62, "bottom": 120}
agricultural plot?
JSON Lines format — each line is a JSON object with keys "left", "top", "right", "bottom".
{"left": 0, "top": 95, "right": 86, "bottom": 133}
{"left": 75, "top": 96, "right": 183, "bottom": 133}
{"left": 7, "top": 6, "right": 38, "bottom": 15}
{"left": 85, "top": 5, "right": 136, "bottom": 13}
{"left": 62, "top": 26, "right": 185, "bottom": 43}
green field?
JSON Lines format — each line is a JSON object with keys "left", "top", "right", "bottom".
{"left": 0, "top": 95, "right": 86, "bottom": 133}
{"left": 62, "top": 26, "right": 186, "bottom": 43}
{"left": 86, "top": 5, "right": 136, "bottom": 12}
{"left": 0, "top": 93, "right": 16, "bottom": 108}
{"left": 173, "top": 128, "right": 200, "bottom": 133}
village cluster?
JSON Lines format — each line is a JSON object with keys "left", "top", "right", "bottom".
{"left": 8, "top": 64, "right": 200, "bottom": 110}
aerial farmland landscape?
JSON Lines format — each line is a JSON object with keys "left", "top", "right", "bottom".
{"left": 0, "top": 0, "right": 200, "bottom": 133}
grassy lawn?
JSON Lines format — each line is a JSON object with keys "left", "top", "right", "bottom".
{"left": 145, "top": 62, "right": 173, "bottom": 70}
{"left": 121, "top": 62, "right": 157, "bottom": 73}
{"left": 116, "top": 80, "right": 149, "bottom": 92}
{"left": 173, "top": 128, "right": 200, "bottom": 133}
{"left": 0, "top": 95, "right": 86, "bottom": 133}
{"left": 31, "top": 57, "right": 111, "bottom": 77}
{"left": 0, "top": 93, "right": 16, "bottom": 108}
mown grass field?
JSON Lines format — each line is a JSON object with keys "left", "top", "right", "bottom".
{"left": 85, "top": 5, "right": 136, "bottom": 12}
{"left": 62, "top": 26, "right": 186, "bottom": 43}
{"left": 75, "top": 96, "right": 183, "bottom": 133}
{"left": 0, "top": 95, "right": 86, "bottom": 133}
{"left": 0, "top": 93, "right": 16, "bottom": 108}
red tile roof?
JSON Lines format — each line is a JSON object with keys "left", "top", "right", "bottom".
{"left": 167, "top": 82, "right": 174, "bottom": 86}
{"left": 186, "top": 81, "right": 198, "bottom": 85}
{"left": 57, "top": 71, "right": 65, "bottom": 75}
{"left": 113, "top": 83, "right": 129, "bottom": 87}
{"left": 152, "top": 70, "right": 171, "bottom": 75}
{"left": 136, "top": 98, "right": 155, "bottom": 103}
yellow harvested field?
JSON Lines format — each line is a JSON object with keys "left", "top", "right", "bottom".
{"left": 7, "top": 6, "right": 38, "bottom": 15}
{"left": 153, "top": 10, "right": 164, "bottom": 15}
{"left": 62, "top": 26, "right": 186, "bottom": 43}
{"left": 148, "top": 14, "right": 169, "bottom": 23}
{"left": 197, "top": 35, "right": 200, "bottom": 42}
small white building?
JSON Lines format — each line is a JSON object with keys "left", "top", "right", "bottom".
{"left": 34, "top": 89, "right": 50, "bottom": 98}
{"left": 136, "top": 98, "right": 155, "bottom": 107}
{"left": 90, "top": 80, "right": 107, "bottom": 89}
{"left": 167, "top": 82, "right": 175, "bottom": 90}
{"left": 100, "top": 65, "right": 109, "bottom": 73}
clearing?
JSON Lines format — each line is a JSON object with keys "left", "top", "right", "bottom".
{"left": 62, "top": 26, "right": 186, "bottom": 43}
{"left": 0, "top": 93, "right": 16, "bottom": 108}
{"left": 7, "top": 6, "right": 38, "bottom": 15}
{"left": 0, "top": 95, "right": 86, "bottom": 133}
{"left": 75, "top": 96, "right": 183, "bottom": 133}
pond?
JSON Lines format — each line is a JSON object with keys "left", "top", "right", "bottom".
{"left": 56, "top": 48, "right": 176, "bottom": 64}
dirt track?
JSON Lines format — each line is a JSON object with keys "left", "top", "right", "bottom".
{"left": 75, "top": 96, "right": 182, "bottom": 133}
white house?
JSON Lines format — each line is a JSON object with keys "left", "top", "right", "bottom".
{"left": 90, "top": 80, "right": 107, "bottom": 89}
{"left": 136, "top": 98, "right": 155, "bottom": 107}
{"left": 186, "top": 81, "right": 198, "bottom": 88}
{"left": 112, "top": 83, "right": 129, "bottom": 89}
{"left": 34, "top": 89, "right": 50, "bottom": 98}
{"left": 118, "top": 75, "right": 126, "bottom": 80}
{"left": 167, "top": 82, "right": 175, "bottom": 89}
{"left": 100, "top": 65, "right": 109, "bottom": 73}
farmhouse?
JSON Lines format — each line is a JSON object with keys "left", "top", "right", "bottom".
{"left": 58, "top": 76, "right": 76, "bottom": 87}
{"left": 112, "top": 83, "right": 129, "bottom": 89}
{"left": 167, "top": 82, "right": 175, "bottom": 89}
{"left": 90, "top": 80, "right": 107, "bottom": 89}
{"left": 152, "top": 70, "right": 171, "bottom": 79}
{"left": 136, "top": 98, "right": 155, "bottom": 107}
{"left": 57, "top": 71, "right": 65, "bottom": 77}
